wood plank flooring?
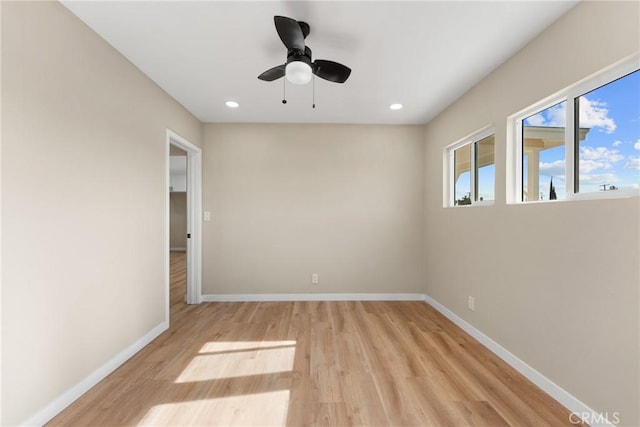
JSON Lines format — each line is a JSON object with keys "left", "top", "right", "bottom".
{"left": 48, "top": 252, "right": 581, "bottom": 426}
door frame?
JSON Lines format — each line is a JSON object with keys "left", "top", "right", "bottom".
{"left": 166, "top": 129, "right": 202, "bottom": 317}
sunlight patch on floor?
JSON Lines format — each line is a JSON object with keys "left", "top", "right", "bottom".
{"left": 137, "top": 390, "right": 291, "bottom": 426}
{"left": 175, "top": 343, "right": 296, "bottom": 383}
{"left": 199, "top": 340, "right": 297, "bottom": 353}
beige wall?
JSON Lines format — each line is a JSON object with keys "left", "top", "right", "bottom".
{"left": 423, "top": 1, "right": 640, "bottom": 425}
{"left": 1, "top": 2, "right": 202, "bottom": 425}
{"left": 202, "top": 123, "right": 425, "bottom": 295}
{"left": 170, "top": 192, "right": 187, "bottom": 249}
{"left": 170, "top": 137, "right": 188, "bottom": 249}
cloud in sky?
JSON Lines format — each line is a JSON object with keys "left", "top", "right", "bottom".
{"left": 580, "top": 160, "right": 608, "bottom": 173}
{"left": 634, "top": 140, "right": 640, "bottom": 150}
{"left": 624, "top": 157, "right": 640, "bottom": 170}
{"left": 539, "top": 159, "right": 565, "bottom": 177}
{"left": 579, "top": 173, "right": 619, "bottom": 184}
{"left": 579, "top": 97, "right": 616, "bottom": 133}
{"left": 612, "top": 140, "right": 623, "bottom": 147}
{"left": 524, "top": 113, "right": 546, "bottom": 126}
{"left": 525, "top": 102, "right": 566, "bottom": 127}
{"left": 580, "top": 146, "right": 624, "bottom": 164}
{"left": 576, "top": 146, "right": 624, "bottom": 174}
{"left": 540, "top": 146, "right": 628, "bottom": 182}
{"left": 524, "top": 97, "right": 616, "bottom": 134}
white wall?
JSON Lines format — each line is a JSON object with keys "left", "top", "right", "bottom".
{"left": 423, "top": 1, "right": 639, "bottom": 425}
{"left": 1, "top": 2, "right": 202, "bottom": 425}
{"left": 202, "top": 123, "right": 425, "bottom": 296}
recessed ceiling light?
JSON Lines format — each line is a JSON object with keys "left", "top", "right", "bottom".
{"left": 225, "top": 101, "right": 239, "bottom": 108}
{"left": 389, "top": 103, "right": 403, "bottom": 110}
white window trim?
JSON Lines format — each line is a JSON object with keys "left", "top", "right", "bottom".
{"left": 444, "top": 125, "right": 495, "bottom": 208}
{"left": 508, "top": 54, "right": 640, "bottom": 204}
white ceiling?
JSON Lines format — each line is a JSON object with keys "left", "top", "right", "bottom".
{"left": 62, "top": 1, "right": 577, "bottom": 125}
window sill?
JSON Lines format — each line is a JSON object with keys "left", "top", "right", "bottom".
{"left": 509, "top": 188, "right": 639, "bottom": 205}
{"left": 446, "top": 200, "right": 495, "bottom": 208}
{"left": 568, "top": 189, "right": 640, "bottom": 201}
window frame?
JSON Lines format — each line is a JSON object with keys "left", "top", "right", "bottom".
{"left": 509, "top": 55, "right": 640, "bottom": 204}
{"left": 444, "top": 125, "right": 495, "bottom": 208}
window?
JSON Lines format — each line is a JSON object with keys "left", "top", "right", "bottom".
{"left": 446, "top": 127, "right": 495, "bottom": 207}
{"left": 575, "top": 70, "right": 640, "bottom": 194}
{"left": 512, "top": 56, "right": 640, "bottom": 202}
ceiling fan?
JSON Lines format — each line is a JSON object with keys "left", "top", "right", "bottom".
{"left": 258, "top": 16, "right": 352, "bottom": 86}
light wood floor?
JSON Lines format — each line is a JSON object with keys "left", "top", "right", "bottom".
{"left": 48, "top": 252, "right": 580, "bottom": 426}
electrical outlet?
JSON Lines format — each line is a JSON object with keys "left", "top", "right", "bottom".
{"left": 468, "top": 296, "right": 475, "bottom": 311}
{"left": 311, "top": 274, "right": 319, "bottom": 284}
{"left": 204, "top": 211, "right": 211, "bottom": 221}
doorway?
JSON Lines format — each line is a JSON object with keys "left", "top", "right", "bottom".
{"left": 166, "top": 129, "right": 202, "bottom": 323}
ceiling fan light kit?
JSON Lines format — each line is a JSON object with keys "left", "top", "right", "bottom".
{"left": 258, "top": 15, "right": 351, "bottom": 104}
{"left": 286, "top": 60, "right": 312, "bottom": 85}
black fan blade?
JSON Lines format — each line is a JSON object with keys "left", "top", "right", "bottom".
{"left": 312, "top": 60, "right": 351, "bottom": 83}
{"left": 258, "top": 64, "right": 285, "bottom": 81}
{"left": 274, "top": 16, "right": 305, "bottom": 52}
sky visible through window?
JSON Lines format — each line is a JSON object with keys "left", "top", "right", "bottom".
{"left": 454, "top": 165, "right": 495, "bottom": 203}
{"left": 524, "top": 70, "right": 640, "bottom": 198}
{"left": 477, "top": 164, "right": 494, "bottom": 201}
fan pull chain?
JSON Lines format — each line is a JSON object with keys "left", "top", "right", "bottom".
{"left": 282, "top": 77, "right": 287, "bottom": 104}
{"left": 312, "top": 75, "right": 316, "bottom": 109}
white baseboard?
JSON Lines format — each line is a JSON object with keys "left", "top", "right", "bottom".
{"left": 170, "top": 247, "right": 186, "bottom": 252}
{"left": 21, "top": 321, "right": 169, "bottom": 427}
{"left": 201, "top": 293, "right": 426, "bottom": 302}
{"left": 423, "top": 294, "right": 613, "bottom": 427}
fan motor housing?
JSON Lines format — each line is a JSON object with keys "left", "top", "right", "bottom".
{"left": 287, "top": 53, "right": 312, "bottom": 67}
